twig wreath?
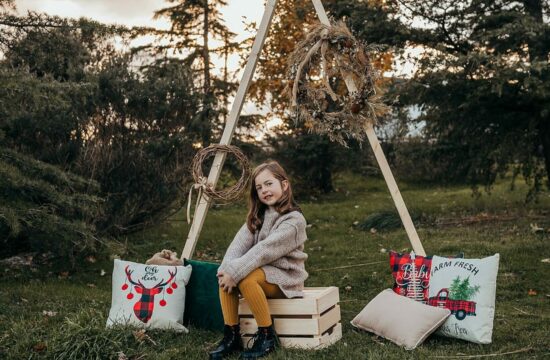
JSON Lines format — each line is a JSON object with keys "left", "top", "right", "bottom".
{"left": 187, "top": 144, "right": 251, "bottom": 223}
{"left": 284, "top": 21, "right": 385, "bottom": 146}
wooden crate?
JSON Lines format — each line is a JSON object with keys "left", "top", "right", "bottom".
{"left": 239, "top": 287, "right": 341, "bottom": 350}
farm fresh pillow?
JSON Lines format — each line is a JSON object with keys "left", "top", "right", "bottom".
{"left": 106, "top": 259, "right": 192, "bottom": 332}
{"left": 428, "top": 254, "right": 499, "bottom": 344}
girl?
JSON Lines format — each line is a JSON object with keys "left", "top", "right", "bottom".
{"left": 209, "top": 161, "right": 308, "bottom": 360}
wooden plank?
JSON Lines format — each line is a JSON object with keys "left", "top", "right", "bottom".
{"left": 239, "top": 287, "right": 338, "bottom": 315}
{"left": 181, "top": 0, "right": 279, "bottom": 260}
{"left": 316, "top": 286, "right": 339, "bottom": 314}
{"left": 240, "top": 305, "right": 340, "bottom": 336}
{"left": 310, "top": 0, "right": 426, "bottom": 256}
{"left": 242, "top": 323, "right": 342, "bottom": 350}
{"left": 239, "top": 296, "right": 317, "bottom": 316}
{"left": 318, "top": 305, "right": 341, "bottom": 334}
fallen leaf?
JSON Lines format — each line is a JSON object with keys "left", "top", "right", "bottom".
{"left": 370, "top": 228, "right": 377, "bottom": 234}
{"left": 58, "top": 271, "right": 69, "bottom": 279}
{"left": 118, "top": 352, "right": 128, "bottom": 360}
{"left": 528, "top": 289, "right": 537, "bottom": 296}
{"left": 341, "top": 274, "right": 349, "bottom": 280}
{"left": 42, "top": 310, "right": 57, "bottom": 317}
{"left": 380, "top": 248, "right": 387, "bottom": 253}
{"left": 354, "top": 205, "right": 359, "bottom": 209}
{"left": 345, "top": 286, "right": 352, "bottom": 291}
{"left": 87, "top": 283, "right": 96, "bottom": 288}
{"left": 100, "top": 269, "right": 106, "bottom": 276}
{"left": 541, "top": 258, "right": 550, "bottom": 263}
{"left": 33, "top": 342, "right": 47, "bottom": 352}
{"left": 85, "top": 256, "right": 97, "bottom": 263}
{"left": 352, "top": 221, "right": 359, "bottom": 226}
{"left": 133, "top": 329, "right": 157, "bottom": 345}
{"left": 133, "top": 329, "right": 146, "bottom": 343}
{"left": 530, "top": 223, "right": 544, "bottom": 234}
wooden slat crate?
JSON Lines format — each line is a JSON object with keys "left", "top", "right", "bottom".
{"left": 239, "top": 287, "right": 341, "bottom": 350}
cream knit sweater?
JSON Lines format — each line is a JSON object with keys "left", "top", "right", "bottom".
{"left": 218, "top": 207, "right": 308, "bottom": 298}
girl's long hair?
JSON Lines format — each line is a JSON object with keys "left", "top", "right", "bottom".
{"left": 246, "top": 161, "right": 301, "bottom": 233}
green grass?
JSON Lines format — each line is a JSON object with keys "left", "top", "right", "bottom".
{"left": 1, "top": 173, "right": 549, "bottom": 359}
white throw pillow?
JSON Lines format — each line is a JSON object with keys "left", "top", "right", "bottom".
{"left": 351, "top": 289, "right": 451, "bottom": 350}
{"left": 428, "top": 254, "right": 499, "bottom": 344}
{"left": 106, "top": 259, "right": 192, "bottom": 332}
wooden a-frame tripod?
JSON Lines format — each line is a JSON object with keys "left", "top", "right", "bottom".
{"left": 181, "top": 0, "right": 426, "bottom": 260}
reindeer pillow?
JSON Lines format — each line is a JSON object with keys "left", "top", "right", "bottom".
{"left": 106, "top": 259, "right": 192, "bottom": 332}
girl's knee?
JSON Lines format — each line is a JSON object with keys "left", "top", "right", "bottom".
{"left": 238, "top": 277, "right": 255, "bottom": 290}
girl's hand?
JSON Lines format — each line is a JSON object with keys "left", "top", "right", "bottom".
{"left": 218, "top": 273, "right": 237, "bottom": 293}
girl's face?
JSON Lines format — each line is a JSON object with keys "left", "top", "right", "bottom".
{"left": 254, "top": 169, "right": 288, "bottom": 207}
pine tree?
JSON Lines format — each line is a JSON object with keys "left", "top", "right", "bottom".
{"left": 151, "top": 0, "right": 240, "bottom": 145}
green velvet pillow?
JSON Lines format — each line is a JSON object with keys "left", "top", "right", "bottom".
{"left": 183, "top": 259, "right": 224, "bottom": 331}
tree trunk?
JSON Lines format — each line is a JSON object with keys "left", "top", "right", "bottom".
{"left": 523, "top": 0, "right": 549, "bottom": 186}
{"left": 523, "top": 0, "right": 543, "bottom": 22}
{"left": 203, "top": 0, "right": 210, "bottom": 95}
{"left": 538, "top": 119, "right": 550, "bottom": 188}
{"left": 201, "top": 0, "right": 211, "bottom": 145}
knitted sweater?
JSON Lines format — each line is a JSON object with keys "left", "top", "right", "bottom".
{"left": 218, "top": 207, "right": 308, "bottom": 298}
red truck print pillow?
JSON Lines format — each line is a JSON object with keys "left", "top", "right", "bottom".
{"left": 106, "top": 259, "right": 192, "bottom": 331}
{"left": 428, "top": 254, "right": 499, "bottom": 344}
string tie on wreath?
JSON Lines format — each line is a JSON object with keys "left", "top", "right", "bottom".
{"left": 187, "top": 176, "right": 210, "bottom": 224}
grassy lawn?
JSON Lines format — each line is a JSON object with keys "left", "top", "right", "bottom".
{"left": 1, "top": 173, "right": 549, "bottom": 359}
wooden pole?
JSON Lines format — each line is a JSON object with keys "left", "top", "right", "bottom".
{"left": 181, "top": 0, "right": 278, "bottom": 260}
{"left": 311, "top": 0, "right": 426, "bottom": 256}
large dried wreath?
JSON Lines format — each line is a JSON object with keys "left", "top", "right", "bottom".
{"left": 284, "top": 21, "right": 386, "bottom": 146}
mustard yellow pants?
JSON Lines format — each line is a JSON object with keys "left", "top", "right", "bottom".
{"left": 219, "top": 268, "right": 284, "bottom": 327}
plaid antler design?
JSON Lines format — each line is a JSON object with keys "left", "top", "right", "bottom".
{"left": 125, "top": 265, "right": 177, "bottom": 323}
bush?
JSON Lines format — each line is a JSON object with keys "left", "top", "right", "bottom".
{"left": 0, "top": 148, "right": 102, "bottom": 260}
